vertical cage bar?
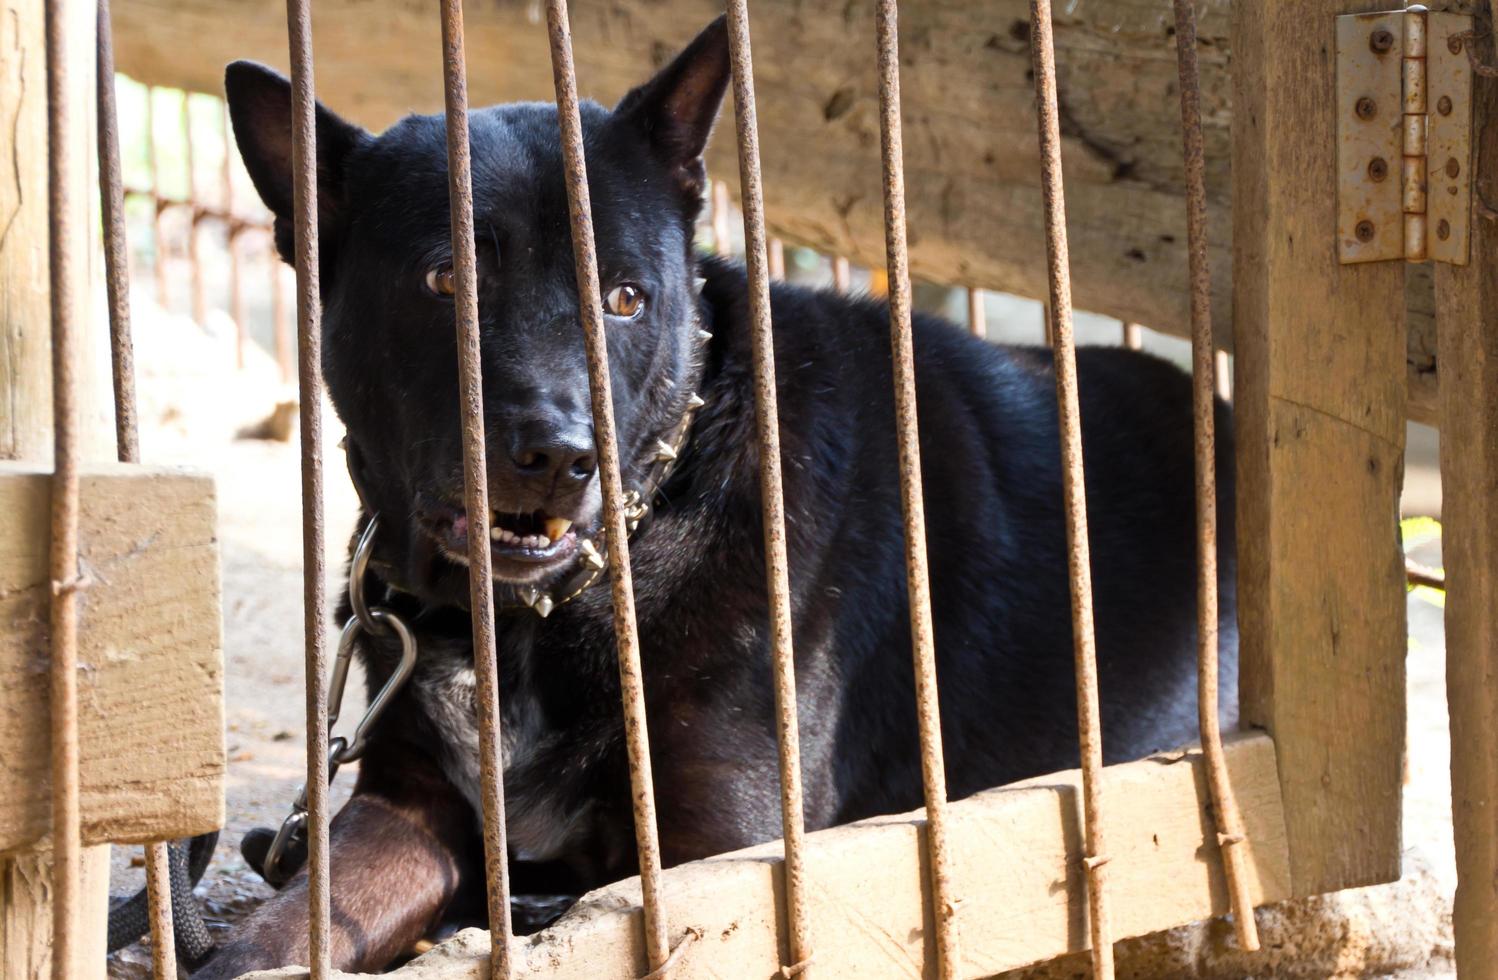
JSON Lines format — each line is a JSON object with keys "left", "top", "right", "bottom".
{"left": 768, "top": 236, "right": 785, "bottom": 279}
{"left": 544, "top": 0, "right": 673, "bottom": 969}
{"left": 182, "top": 93, "right": 205, "bottom": 325}
{"left": 435, "top": 4, "right": 516, "bottom": 977}
{"left": 96, "top": 0, "right": 138, "bottom": 465}
{"left": 1028, "top": 2, "right": 1114, "bottom": 976}
{"left": 97, "top": 1, "right": 176, "bottom": 972}
{"left": 831, "top": 256, "right": 851, "bottom": 293}
{"left": 44, "top": 0, "right": 83, "bottom": 974}
{"left": 273, "top": 262, "right": 291, "bottom": 383}
{"left": 967, "top": 287, "right": 986, "bottom": 338}
{"left": 1122, "top": 321, "right": 1143, "bottom": 350}
{"left": 872, "top": 3, "right": 960, "bottom": 977}
{"left": 1215, "top": 349, "right": 1231, "bottom": 401}
{"left": 145, "top": 86, "right": 166, "bottom": 307}
{"left": 712, "top": 180, "right": 732, "bottom": 257}
{"left": 1171, "top": 0, "right": 1259, "bottom": 952}
{"left": 724, "top": 2, "right": 813, "bottom": 973}
{"left": 223, "top": 101, "right": 245, "bottom": 369}
{"left": 283, "top": 0, "right": 331, "bottom": 972}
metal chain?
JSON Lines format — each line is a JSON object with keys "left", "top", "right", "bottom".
{"left": 262, "top": 517, "right": 418, "bottom": 885}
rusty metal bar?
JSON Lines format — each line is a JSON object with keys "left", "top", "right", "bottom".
{"left": 141, "top": 842, "right": 176, "bottom": 977}
{"left": 1215, "top": 349, "right": 1231, "bottom": 401}
{"left": 724, "top": 1, "right": 813, "bottom": 973}
{"left": 44, "top": 0, "right": 83, "bottom": 973}
{"left": 544, "top": 0, "right": 673, "bottom": 970}
{"left": 182, "top": 93, "right": 206, "bottom": 325}
{"left": 273, "top": 262, "right": 291, "bottom": 383}
{"left": 831, "top": 256, "right": 851, "bottom": 293}
{"left": 872, "top": 3, "right": 960, "bottom": 977}
{"left": 1122, "top": 321, "right": 1143, "bottom": 350}
{"left": 97, "top": 0, "right": 138, "bottom": 464}
{"left": 223, "top": 101, "right": 246, "bottom": 368}
{"left": 283, "top": 0, "right": 332, "bottom": 972}
{"left": 967, "top": 287, "right": 986, "bottom": 339}
{"left": 712, "top": 180, "right": 732, "bottom": 257}
{"left": 1029, "top": 2, "right": 1114, "bottom": 977}
{"left": 145, "top": 86, "right": 167, "bottom": 306}
{"left": 1172, "top": 0, "right": 1258, "bottom": 951}
{"left": 436, "top": 4, "right": 515, "bottom": 977}
{"left": 98, "top": 3, "right": 176, "bottom": 972}
{"left": 1042, "top": 301, "right": 1054, "bottom": 347}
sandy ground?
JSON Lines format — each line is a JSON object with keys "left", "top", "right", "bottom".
{"left": 104, "top": 293, "right": 1456, "bottom": 977}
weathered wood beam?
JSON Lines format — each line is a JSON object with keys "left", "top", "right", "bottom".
{"left": 0, "top": 462, "right": 225, "bottom": 856}
{"left": 1232, "top": 1, "right": 1406, "bottom": 897}
{"left": 1435, "top": 2, "right": 1498, "bottom": 971}
{"left": 108, "top": 0, "right": 1440, "bottom": 423}
{"left": 238, "top": 734, "right": 1289, "bottom": 979}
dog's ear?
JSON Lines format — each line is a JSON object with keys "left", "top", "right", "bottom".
{"left": 224, "top": 60, "right": 366, "bottom": 261}
{"left": 613, "top": 16, "right": 730, "bottom": 200}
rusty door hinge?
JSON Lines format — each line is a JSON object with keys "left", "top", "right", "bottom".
{"left": 1338, "top": 6, "right": 1473, "bottom": 265}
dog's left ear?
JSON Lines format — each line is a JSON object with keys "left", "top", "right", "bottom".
{"left": 613, "top": 16, "right": 730, "bottom": 200}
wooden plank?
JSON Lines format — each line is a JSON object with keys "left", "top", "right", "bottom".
{"left": 237, "top": 735, "right": 1286, "bottom": 980}
{"left": 1231, "top": 1, "right": 1406, "bottom": 897}
{"left": 0, "top": 844, "right": 109, "bottom": 979}
{"left": 1434, "top": 2, "right": 1498, "bottom": 972}
{"left": 0, "top": 0, "right": 114, "bottom": 463}
{"left": 0, "top": 462, "right": 225, "bottom": 854}
{"left": 106, "top": 0, "right": 1442, "bottom": 423}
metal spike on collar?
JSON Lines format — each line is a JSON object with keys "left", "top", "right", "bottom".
{"left": 654, "top": 439, "right": 678, "bottom": 462}
{"left": 697, "top": 328, "right": 713, "bottom": 343}
{"left": 693, "top": 276, "right": 707, "bottom": 296}
{"left": 579, "top": 538, "right": 606, "bottom": 570}
{"left": 685, "top": 392, "right": 705, "bottom": 410}
{"left": 531, "top": 593, "right": 555, "bottom": 618}
{"left": 517, "top": 586, "right": 540, "bottom": 609}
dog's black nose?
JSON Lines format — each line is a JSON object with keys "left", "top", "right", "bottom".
{"left": 507, "top": 420, "right": 597, "bottom": 489}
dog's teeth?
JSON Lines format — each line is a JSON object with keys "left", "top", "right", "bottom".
{"left": 544, "top": 517, "right": 573, "bottom": 542}
{"left": 490, "top": 526, "right": 503, "bottom": 541}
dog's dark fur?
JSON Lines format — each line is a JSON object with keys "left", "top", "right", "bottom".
{"left": 202, "top": 17, "right": 1235, "bottom": 976}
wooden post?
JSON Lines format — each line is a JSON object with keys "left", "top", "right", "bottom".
{"left": 1231, "top": 0, "right": 1407, "bottom": 897}
{"left": 0, "top": 0, "right": 114, "bottom": 974}
{"left": 1435, "top": 2, "right": 1498, "bottom": 972}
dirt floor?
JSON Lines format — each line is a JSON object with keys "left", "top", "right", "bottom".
{"left": 104, "top": 291, "right": 1456, "bottom": 978}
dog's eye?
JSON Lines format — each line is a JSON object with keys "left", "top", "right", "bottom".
{"left": 604, "top": 284, "right": 646, "bottom": 319}
{"left": 424, "top": 263, "right": 456, "bottom": 297}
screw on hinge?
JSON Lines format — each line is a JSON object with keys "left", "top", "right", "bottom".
{"left": 1356, "top": 220, "right": 1377, "bottom": 242}
{"left": 1356, "top": 96, "right": 1378, "bottom": 119}
{"left": 1447, "top": 34, "right": 1463, "bottom": 54}
{"left": 1445, "top": 158, "right": 1460, "bottom": 178}
{"left": 1370, "top": 28, "right": 1395, "bottom": 53}
{"left": 1437, "top": 219, "right": 1451, "bottom": 241}
{"left": 1368, "top": 157, "right": 1389, "bottom": 181}
{"left": 1437, "top": 95, "right": 1453, "bottom": 116}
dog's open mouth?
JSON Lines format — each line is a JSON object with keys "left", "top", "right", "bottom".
{"left": 432, "top": 506, "right": 583, "bottom": 575}
{"left": 486, "top": 510, "right": 576, "bottom": 556}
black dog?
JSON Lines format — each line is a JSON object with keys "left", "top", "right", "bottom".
{"left": 203, "top": 16, "right": 1234, "bottom": 976}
